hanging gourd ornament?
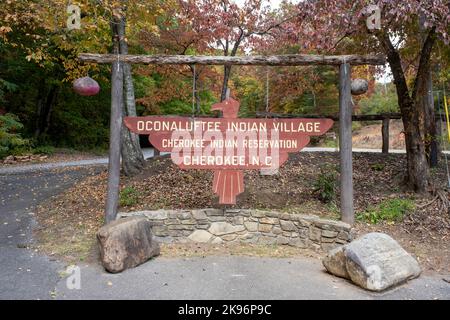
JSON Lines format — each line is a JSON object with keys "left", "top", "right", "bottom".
{"left": 351, "top": 78, "right": 369, "bottom": 95}
{"left": 73, "top": 76, "right": 100, "bottom": 96}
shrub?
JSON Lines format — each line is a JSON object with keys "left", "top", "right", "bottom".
{"left": 322, "top": 139, "right": 337, "bottom": 148}
{"left": 359, "top": 82, "right": 399, "bottom": 114}
{"left": 119, "top": 186, "right": 139, "bottom": 207}
{"left": 357, "top": 198, "right": 415, "bottom": 224}
{"left": 32, "top": 145, "right": 55, "bottom": 156}
{"left": 0, "top": 113, "right": 29, "bottom": 159}
{"left": 313, "top": 164, "right": 338, "bottom": 203}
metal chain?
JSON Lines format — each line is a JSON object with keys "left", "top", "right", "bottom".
{"left": 192, "top": 64, "right": 196, "bottom": 117}
{"left": 343, "top": 56, "right": 347, "bottom": 75}
{"left": 265, "top": 67, "right": 269, "bottom": 114}
{"left": 191, "top": 65, "right": 196, "bottom": 134}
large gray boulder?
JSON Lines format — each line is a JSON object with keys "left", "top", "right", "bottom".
{"left": 323, "top": 232, "right": 421, "bottom": 291}
{"left": 97, "top": 216, "right": 160, "bottom": 273}
{"left": 322, "top": 246, "right": 350, "bottom": 279}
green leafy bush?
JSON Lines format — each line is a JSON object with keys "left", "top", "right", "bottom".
{"left": 359, "top": 82, "right": 399, "bottom": 114}
{"left": 0, "top": 113, "right": 29, "bottom": 159}
{"left": 357, "top": 198, "right": 415, "bottom": 224}
{"left": 32, "top": 145, "right": 55, "bottom": 155}
{"left": 0, "top": 79, "right": 18, "bottom": 104}
{"left": 119, "top": 186, "right": 139, "bottom": 207}
{"left": 313, "top": 164, "right": 338, "bottom": 203}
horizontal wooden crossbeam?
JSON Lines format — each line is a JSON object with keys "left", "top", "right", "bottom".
{"left": 78, "top": 53, "right": 386, "bottom": 66}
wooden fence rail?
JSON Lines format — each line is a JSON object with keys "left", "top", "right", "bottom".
{"left": 257, "top": 112, "right": 448, "bottom": 154}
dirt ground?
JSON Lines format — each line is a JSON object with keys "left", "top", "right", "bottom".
{"left": 35, "top": 151, "right": 450, "bottom": 273}
{"left": 352, "top": 119, "right": 406, "bottom": 149}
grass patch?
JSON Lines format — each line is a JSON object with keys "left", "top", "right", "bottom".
{"left": 37, "top": 226, "right": 97, "bottom": 263}
{"left": 322, "top": 139, "right": 337, "bottom": 148}
{"left": 279, "top": 201, "right": 340, "bottom": 220}
{"left": 357, "top": 198, "right": 415, "bottom": 224}
{"left": 119, "top": 186, "right": 139, "bottom": 207}
{"left": 370, "top": 163, "right": 385, "bottom": 171}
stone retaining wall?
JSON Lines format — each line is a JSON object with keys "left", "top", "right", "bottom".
{"left": 118, "top": 209, "right": 353, "bottom": 251}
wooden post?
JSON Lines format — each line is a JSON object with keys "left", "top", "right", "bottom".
{"left": 339, "top": 63, "right": 354, "bottom": 225}
{"left": 105, "top": 60, "right": 123, "bottom": 224}
{"left": 382, "top": 118, "right": 390, "bottom": 154}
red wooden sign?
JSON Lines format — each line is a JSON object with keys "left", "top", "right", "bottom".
{"left": 125, "top": 98, "right": 333, "bottom": 204}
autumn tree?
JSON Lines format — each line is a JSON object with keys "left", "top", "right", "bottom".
{"left": 138, "top": 0, "right": 220, "bottom": 115}
{"left": 96, "top": 1, "right": 162, "bottom": 175}
{"left": 0, "top": 0, "right": 164, "bottom": 174}
{"left": 179, "top": 0, "right": 293, "bottom": 101}
{"left": 278, "top": 0, "right": 450, "bottom": 192}
{"left": 0, "top": 0, "right": 114, "bottom": 144}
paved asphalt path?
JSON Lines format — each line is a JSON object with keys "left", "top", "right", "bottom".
{"left": 0, "top": 152, "right": 449, "bottom": 300}
{"left": 4, "top": 147, "right": 445, "bottom": 175}
{"left": 0, "top": 166, "right": 105, "bottom": 299}
{"left": 55, "top": 256, "right": 449, "bottom": 300}
{"left": 0, "top": 148, "right": 157, "bottom": 175}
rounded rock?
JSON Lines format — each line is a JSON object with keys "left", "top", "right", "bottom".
{"left": 351, "top": 78, "right": 369, "bottom": 95}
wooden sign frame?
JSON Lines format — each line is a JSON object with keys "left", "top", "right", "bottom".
{"left": 78, "top": 53, "right": 386, "bottom": 225}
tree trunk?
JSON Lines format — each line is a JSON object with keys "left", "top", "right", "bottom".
{"left": 422, "top": 70, "right": 438, "bottom": 167}
{"left": 402, "top": 113, "right": 429, "bottom": 192}
{"left": 43, "top": 87, "right": 59, "bottom": 135}
{"left": 34, "top": 84, "right": 59, "bottom": 139}
{"left": 34, "top": 97, "right": 43, "bottom": 139}
{"left": 220, "top": 32, "right": 244, "bottom": 101}
{"left": 419, "top": 15, "right": 438, "bottom": 167}
{"left": 411, "top": 26, "right": 436, "bottom": 189}
{"left": 376, "top": 30, "right": 431, "bottom": 192}
{"left": 115, "top": 15, "right": 145, "bottom": 176}
{"left": 220, "top": 65, "right": 232, "bottom": 101}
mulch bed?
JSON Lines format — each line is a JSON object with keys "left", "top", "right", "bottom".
{"left": 35, "top": 152, "right": 450, "bottom": 273}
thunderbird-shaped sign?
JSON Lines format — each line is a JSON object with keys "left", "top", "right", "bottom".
{"left": 125, "top": 98, "right": 333, "bottom": 204}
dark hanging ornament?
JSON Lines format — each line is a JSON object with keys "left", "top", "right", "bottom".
{"left": 350, "top": 78, "right": 369, "bottom": 95}
{"left": 73, "top": 76, "right": 100, "bottom": 96}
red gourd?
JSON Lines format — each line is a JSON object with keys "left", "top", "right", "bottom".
{"left": 73, "top": 76, "right": 100, "bottom": 96}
